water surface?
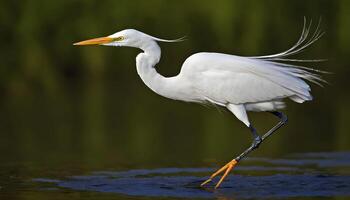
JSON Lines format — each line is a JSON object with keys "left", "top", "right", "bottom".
{"left": 32, "top": 152, "right": 350, "bottom": 199}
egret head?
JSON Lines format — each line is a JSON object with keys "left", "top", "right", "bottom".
{"left": 74, "top": 29, "right": 185, "bottom": 48}
{"left": 73, "top": 29, "right": 142, "bottom": 47}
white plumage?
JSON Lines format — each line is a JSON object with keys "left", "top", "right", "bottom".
{"left": 178, "top": 20, "right": 325, "bottom": 113}
{"left": 74, "top": 20, "right": 325, "bottom": 127}
{"left": 181, "top": 53, "right": 309, "bottom": 105}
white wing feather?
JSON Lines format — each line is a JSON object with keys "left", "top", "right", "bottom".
{"left": 181, "top": 53, "right": 311, "bottom": 105}
{"left": 179, "top": 20, "right": 326, "bottom": 105}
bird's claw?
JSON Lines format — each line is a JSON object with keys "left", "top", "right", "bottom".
{"left": 201, "top": 159, "right": 238, "bottom": 189}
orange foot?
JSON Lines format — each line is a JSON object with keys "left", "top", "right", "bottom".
{"left": 201, "top": 159, "right": 238, "bottom": 189}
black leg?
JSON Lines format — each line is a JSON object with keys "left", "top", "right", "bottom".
{"left": 249, "top": 125, "right": 262, "bottom": 149}
{"left": 201, "top": 111, "right": 288, "bottom": 188}
{"left": 236, "top": 111, "right": 288, "bottom": 162}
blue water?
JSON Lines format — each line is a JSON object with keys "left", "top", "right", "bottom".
{"left": 34, "top": 152, "right": 350, "bottom": 199}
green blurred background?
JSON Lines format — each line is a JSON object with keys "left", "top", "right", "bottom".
{"left": 0, "top": 0, "right": 349, "bottom": 173}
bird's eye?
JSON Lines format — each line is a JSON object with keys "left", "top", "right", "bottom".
{"left": 113, "top": 36, "right": 124, "bottom": 41}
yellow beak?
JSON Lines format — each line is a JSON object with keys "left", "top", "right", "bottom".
{"left": 73, "top": 37, "right": 113, "bottom": 46}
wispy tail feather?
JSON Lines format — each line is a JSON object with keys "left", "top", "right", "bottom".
{"left": 250, "top": 18, "right": 328, "bottom": 87}
{"left": 250, "top": 17, "right": 324, "bottom": 62}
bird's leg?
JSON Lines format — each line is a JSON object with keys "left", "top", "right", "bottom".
{"left": 261, "top": 111, "right": 288, "bottom": 141}
{"left": 249, "top": 125, "right": 262, "bottom": 149}
{"left": 235, "top": 111, "right": 288, "bottom": 161}
{"left": 201, "top": 111, "right": 288, "bottom": 189}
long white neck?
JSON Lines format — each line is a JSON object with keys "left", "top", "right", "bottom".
{"left": 135, "top": 40, "right": 180, "bottom": 100}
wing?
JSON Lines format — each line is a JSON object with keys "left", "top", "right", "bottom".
{"left": 179, "top": 20, "right": 327, "bottom": 105}
{"left": 180, "top": 52, "right": 320, "bottom": 105}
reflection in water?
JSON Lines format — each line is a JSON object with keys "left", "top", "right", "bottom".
{"left": 34, "top": 152, "right": 350, "bottom": 199}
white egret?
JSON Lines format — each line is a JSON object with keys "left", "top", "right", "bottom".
{"left": 74, "top": 20, "right": 326, "bottom": 189}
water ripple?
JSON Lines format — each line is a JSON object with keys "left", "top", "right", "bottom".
{"left": 34, "top": 152, "right": 350, "bottom": 199}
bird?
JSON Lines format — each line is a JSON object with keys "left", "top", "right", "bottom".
{"left": 74, "top": 20, "right": 326, "bottom": 189}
